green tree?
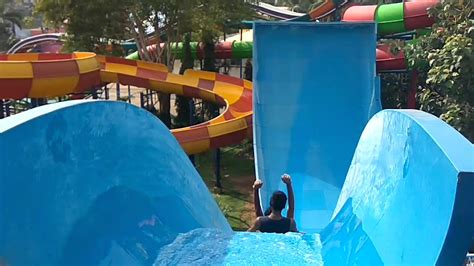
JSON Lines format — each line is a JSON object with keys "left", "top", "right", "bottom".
{"left": 380, "top": 73, "right": 409, "bottom": 109}
{"left": 127, "top": 0, "right": 197, "bottom": 127}
{"left": 36, "top": 0, "right": 253, "bottom": 127}
{"left": 37, "top": 0, "right": 196, "bottom": 127}
{"left": 405, "top": 0, "right": 473, "bottom": 141}
{"left": 0, "top": 0, "right": 23, "bottom": 51}
{"left": 192, "top": 0, "right": 253, "bottom": 121}
{"left": 37, "top": 0, "right": 132, "bottom": 53}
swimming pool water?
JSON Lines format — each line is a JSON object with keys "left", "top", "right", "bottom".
{"left": 154, "top": 228, "right": 323, "bottom": 265}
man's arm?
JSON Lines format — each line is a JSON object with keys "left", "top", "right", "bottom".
{"left": 282, "top": 174, "right": 295, "bottom": 219}
{"left": 290, "top": 219, "right": 298, "bottom": 232}
{"left": 247, "top": 217, "right": 262, "bottom": 232}
{"left": 253, "top": 180, "right": 264, "bottom": 217}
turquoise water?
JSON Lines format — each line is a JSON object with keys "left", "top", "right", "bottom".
{"left": 154, "top": 228, "right": 323, "bottom": 265}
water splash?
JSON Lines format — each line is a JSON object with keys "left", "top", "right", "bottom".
{"left": 155, "top": 228, "right": 323, "bottom": 265}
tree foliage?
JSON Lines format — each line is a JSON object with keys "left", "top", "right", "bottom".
{"left": 36, "top": 0, "right": 253, "bottom": 128}
{"left": 36, "top": 0, "right": 253, "bottom": 57}
{"left": 380, "top": 73, "right": 409, "bottom": 109}
{"left": 405, "top": 0, "right": 473, "bottom": 141}
{"left": 192, "top": 0, "right": 253, "bottom": 42}
{"left": 37, "top": 0, "right": 133, "bottom": 54}
{"left": 0, "top": 0, "right": 23, "bottom": 51}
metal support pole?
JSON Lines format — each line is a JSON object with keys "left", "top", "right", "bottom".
{"left": 140, "top": 92, "right": 145, "bottom": 108}
{"left": 105, "top": 86, "right": 109, "bottom": 100}
{"left": 146, "top": 89, "right": 150, "bottom": 107}
{"left": 213, "top": 106, "right": 221, "bottom": 188}
{"left": 239, "top": 28, "right": 243, "bottom": 78}
{"left": 31, "top": 98, "right": 38, "bottom": 108}
{"left": 0, "top": 99, "right": 4, "bottom": 119}
{"left": 5, "top": 101, "right": 10, "bottom": 117}
{"left": 188, "top": 99, "right": 196, "bottom": 165}
{"left": 128, "top": 85, "right": 131, "bottom": 103}
{"left": 92, "top": 86, "right": 98, "bottom": 99}
{"left": 214, "top": 148, "right": 222, "bottom": 189}
{"left": 116, "top": 82, "right": 120, "bottom": 100}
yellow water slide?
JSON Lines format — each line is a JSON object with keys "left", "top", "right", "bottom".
{"left": 0, "top": 52, "right": 253, "bottom": 154}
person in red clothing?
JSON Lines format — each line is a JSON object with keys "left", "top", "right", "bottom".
{"left": 248, "top": 174, "right": 297, "bottom": 233}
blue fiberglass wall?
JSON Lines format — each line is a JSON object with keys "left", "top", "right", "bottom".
{"left": 253, "top": 22, "right": 377, "bottom": 232}
{"left": 0, "top": 101, "right": 230, "bottom": 266}
{"left": 323, "top": 110, "right": 474, "bottom": 265}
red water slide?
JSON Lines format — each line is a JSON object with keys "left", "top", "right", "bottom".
{"left": 343, "top": 0, "right": 439, "bottom": 71}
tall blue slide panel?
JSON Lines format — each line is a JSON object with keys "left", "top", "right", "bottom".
{"left": 253, "top": 22, "right": 377, "bottom": 232}
{"left": 0, "top": 101, "right": 230, "bottom": 266}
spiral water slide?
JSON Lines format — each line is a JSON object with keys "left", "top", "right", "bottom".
{"left": 0, "top": 53, "right": 252, "bottom": 154}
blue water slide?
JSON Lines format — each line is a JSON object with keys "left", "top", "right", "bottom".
{"left": 0, "top": 100, "right": 229, "bottom": 265}
{"left": 253, "top": 21, "right": 379, "bottom": 233}
{"left": 2, "top": 22, "right": 473, "bottom": 266}
{"left": 322, "top": 110, "right": 474, "bottom": 265}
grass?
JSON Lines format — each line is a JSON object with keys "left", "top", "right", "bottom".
{"left": 195, "top": 143, "right": 256, "bottom": 231}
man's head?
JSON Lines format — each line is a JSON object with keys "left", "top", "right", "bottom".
{"left": 270, "top": 191, "right": 287, "bottom": 212}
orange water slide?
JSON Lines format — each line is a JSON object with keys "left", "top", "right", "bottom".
{"left": 0, "top": 52, "right": 253, "bottom": 154}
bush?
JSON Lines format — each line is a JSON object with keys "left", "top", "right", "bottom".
{"left": 404, "top": 1, "right": 473, "bottom": 141}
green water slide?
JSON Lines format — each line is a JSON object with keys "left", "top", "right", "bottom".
{"left": 125, "top": 41, "right": 253, "bottom": 60}
{"left": 375, "top": 2, "right": 406, "bottom": 35}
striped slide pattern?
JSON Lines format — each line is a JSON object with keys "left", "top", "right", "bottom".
{"left": 0, "top": 52, "right": 252, "bottom": 154}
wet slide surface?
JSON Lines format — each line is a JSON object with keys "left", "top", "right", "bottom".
{"left": 253, "top": 22, "right": 378, "bottom": 233}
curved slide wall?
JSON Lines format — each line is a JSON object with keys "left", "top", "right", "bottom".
{"left": 253, "top": 22, "right": 378, "bottom": 233}
{"left": 322, "top": 110, "right": 474, "bottom": 265}
{"left": 0, "top": 101, "right": 230, "bottom": 265}
{"left": 1, "top": 103, "right": 472, "bottom": 265}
